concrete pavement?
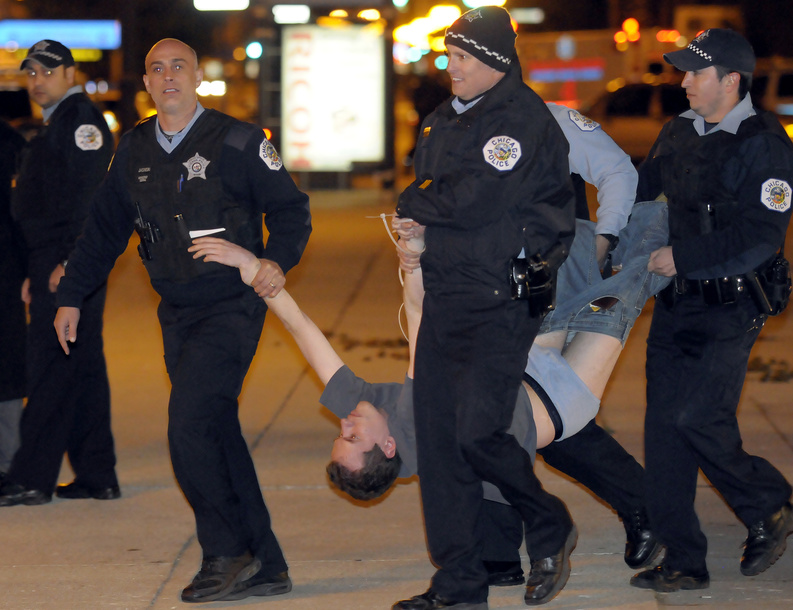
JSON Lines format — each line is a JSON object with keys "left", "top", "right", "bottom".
{"left": 1, "top": 189, "right": 793, "bottom": 609}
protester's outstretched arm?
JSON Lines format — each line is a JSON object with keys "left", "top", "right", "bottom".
{"left": 189, "top": 237, "right": 344, "bottom": 384}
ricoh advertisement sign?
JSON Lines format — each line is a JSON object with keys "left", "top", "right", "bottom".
{"left": 281, "top": 24, "right": 385, "bottom": 171}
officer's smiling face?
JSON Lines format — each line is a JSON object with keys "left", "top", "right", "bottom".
{"left": 143, "top": 39, "right": 203, "bottom": 122}
{"left": 445, "top": 43, "right": 505, "bottom": 101}
{"left": 25, "top": 62, "right": 74, "bottom": 109}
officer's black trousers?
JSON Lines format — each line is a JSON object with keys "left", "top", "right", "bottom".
{"left": 414, "top": 294, "right": 572, "bottom": 603}
{"left": 159, "top": 292, "right": 287, "bottom": 574}
{"left": 11, "top": 271, "right": 116, "bottom": 494}
{"left": 481, "top": 418, "right": 646, "bottom": 563}
{"left": 644, "top": 294, "right": 792, "bottom": 572}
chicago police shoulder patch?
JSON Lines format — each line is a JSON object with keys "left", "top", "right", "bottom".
{"left": 567, "top": 109, "right": 599, "bottom": 132}
{"left": 259, "top": 138, "right": 282, "bottom": 171}
{"left": 183, "top": 153, "right": 210, "bottom": 180}
{"left": 761, "top": 178, "right": 792, "bottom": 212}
{"left": 483, "top": 135, "right": 521, "bottom": 171}
{"left": 74, "top": 124, "right": 103, "bottom": 151}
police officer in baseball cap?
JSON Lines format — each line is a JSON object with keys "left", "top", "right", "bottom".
{"left": 631, "top": 28, "right": 793, "bottom": 594}
{"left": 1, "top": 39, "right": 119, "bottom": 508}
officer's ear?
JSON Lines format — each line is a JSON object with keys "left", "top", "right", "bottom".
{"left": 195, "top": 67, "right": 203, "bottom": 90}
{"left": 64, "top": 65, "right": 76, "bottom": 86}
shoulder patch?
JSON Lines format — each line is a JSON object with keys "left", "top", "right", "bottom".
{"left": 259, "top": 137, "right": 283, "bottom": 170}
{"left": 567, "top": 109, "right": 599, "bottom": 132}
{"left": 761, "top": 178, "right": 791, "bottom": 212}
{"left": 482, "top": 135, "right": 521, "bottom": 171}
{"left": 74, "top": 124, "right": 104, "bottom": 151}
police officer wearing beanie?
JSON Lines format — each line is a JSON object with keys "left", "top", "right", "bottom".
{"left": 631, "top": 29, "right": 793, "bottom": 593}
{"left": 54, "top": 39, "right": 311, "bottom": 603}
{"left": 394, "top": 7, "right": 577, "bottom": 609}
{"left": 0, "top": 40, "right": 120, "bottom": 507}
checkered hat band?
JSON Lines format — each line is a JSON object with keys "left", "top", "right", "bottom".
{"left": 447, "top": 32, "right": 512, "bottom": 66}
{"left": 687, "top": 43, "right": 713, "bottom": 62}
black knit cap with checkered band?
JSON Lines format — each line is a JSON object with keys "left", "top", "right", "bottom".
{"left": 663, "top": 28, "right": 755, "bottom": 73}
{"left": 445, "top": 6, "right": 517, "bottom": 73}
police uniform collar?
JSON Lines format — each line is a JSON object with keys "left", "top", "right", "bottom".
{"left": 154, "top": 102, "right": 205, "bottom": 153}
{"left": 41, "top": 85, "right": 83, "bottom": 123}
{"left": 682, "top": 93, "right": 756, "bottom": 136}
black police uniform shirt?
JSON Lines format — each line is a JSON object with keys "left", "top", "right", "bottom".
{"left": 11, "top": 87, "right": 114, "bottom": 266}
{"left": 56, "top": 107, "right": 311, "bottom": 309}
{"left": 396, "top": 64, "right": 576, "bottom": 298}
{"left": 637, "top": 94, "right": 793, "bottom": 280}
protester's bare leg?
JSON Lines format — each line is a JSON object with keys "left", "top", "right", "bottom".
{"left": 560, "top": 331, "right": 622, "bottom": 400}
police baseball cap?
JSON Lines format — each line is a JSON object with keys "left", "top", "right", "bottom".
{"left": 663, "top": 28, "right": 755, "bottom": 73}
{"left": 20, "top": 39, "right": 75, "bottom": 71}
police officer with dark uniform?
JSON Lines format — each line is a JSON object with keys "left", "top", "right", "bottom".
{"left": 0, "top": 40, "right": 119, "bottom": 507}
{"left": 54, "top": 39, "right": 311, "bottom": 604}
{"left": 393, "top": 8, "right": 577, "bottom": 609}
{"left": 631, "top": 29, "right": 793, "bottom": 593}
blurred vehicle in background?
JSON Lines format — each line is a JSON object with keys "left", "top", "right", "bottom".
{"left": 752, "top": 57, "right": 793, "bottom": 141}
{"left": 580, "top": 81, "right": 689, "bottom": 164}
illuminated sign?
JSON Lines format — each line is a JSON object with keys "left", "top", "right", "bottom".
{"left": 0, "top": 20, "right": 121, "bottom": 49}
{"left": 281, "top": 24, "right": 385, "bottom": 171}
{"left": 529, "top": 58, "right": 606, "bottom": 83}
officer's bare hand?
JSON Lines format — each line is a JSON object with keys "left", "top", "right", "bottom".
{"left": 48, "top": 263, "right": 66, "bottom": 293}
{"left": 595, "top": 235, "right": 611, "bottom": 270}
{"left": 21, "top": 277, "right": 31, "bottom": 305}
{"left": 251, "top": 259, "right": 285, "bottom": 298}
{"left": 54, "top": 306, "right": 81, "bottom": 355}
{"left": 188, "top": 237, "right": 261, "bottom": 285}
{"left": 648, "top": 246, "right": 677, "bottom": 277}
{"left": 392, "top": 216, "right": 425, "bottom": 241}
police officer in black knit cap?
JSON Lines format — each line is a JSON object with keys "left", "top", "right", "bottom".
{"left": 54, "top": 39, "right": 311, "bottom": 603}
{"left": 1, "top": 40, "right": 119, "bottom": 507}
{"left": 393, "top": 7, "right": 577, "bottom": 609}
{"left": 631, "top": 29, "right": 793, "bottom": 593}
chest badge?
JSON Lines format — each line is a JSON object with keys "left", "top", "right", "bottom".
{"left": 183, "top": 153, "right": 210, "bottom": 180}
{"left": 483, "top": 135, "right": 522, "bottom": 171}
{"left": 74, "top": 124, "right": 103, "bottom": 151}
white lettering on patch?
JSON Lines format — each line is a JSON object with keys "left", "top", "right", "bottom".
{"left": 761, "top": 178, "right": 791, "bottom": 212}
{"left": 483, "top": 135, "right": 521, "bottom": 171}
{"left": 567, "top": 109, "right": 599, "bottom": 132}
{"left": 259, "top": 138, "right": 283, "bottom": 170}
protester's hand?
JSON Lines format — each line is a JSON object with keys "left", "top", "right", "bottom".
{"left": 54, "top": 306, "right": 81, "bottom": 355}
{"left": 648, "top": 246, "right": 677, "bottom": 276}
{"left": 21, "top": 277, "right": 31, "bottom": 305}
{"left": 188, "top": 237, "right": 262, "bottom": 285}
{"left": 397, "top": 245, "right": 422, "bottom": 273}
{"left": 251, "top": 259, "right": 285, "bottom": 298}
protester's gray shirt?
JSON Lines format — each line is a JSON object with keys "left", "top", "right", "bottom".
{"left": 320, "top": 365, "right": 536, "bottom": 503}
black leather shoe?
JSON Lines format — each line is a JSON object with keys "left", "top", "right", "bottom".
{"left": 622, "top": 508, "right": 663, "bottom": 569}
{"left": 391, "top": 589, "right": 487, "bottom": 609}
{"left": 524, "top": 525, "right": 577, "bottom": 605}
{"left": 219, "top": 569, "right": 291, "bottom": 601}
{"left": 180, "top": 552, "right": 261, "bottom": 603}
{"left": 484, "top": 560, "right": 524, "bottom": 586}
{"left": 740, "top": 501, "right": 793, "bottom": 576}
{"left": 0, "top": 483, "right": 51, "bottom": 507}
{"left": 630, "top": 563, "right": 709, "bottom": 592}
{"left": 55, "top": 481, "right": 121, "bottom": 500}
